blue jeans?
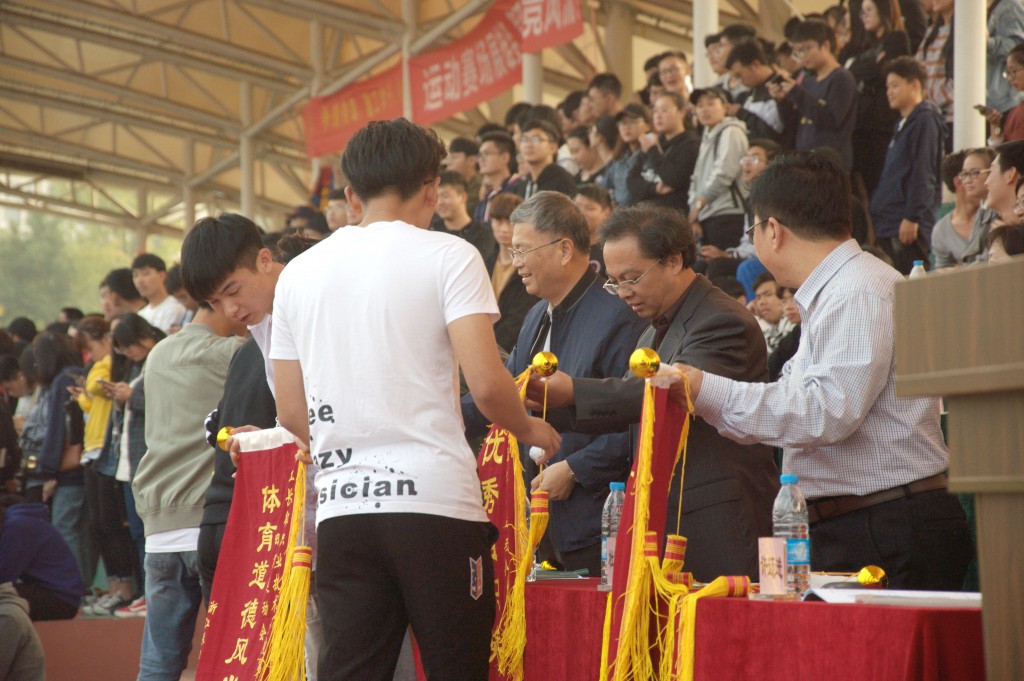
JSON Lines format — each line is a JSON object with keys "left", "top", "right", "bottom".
{"left": 51, "top": 483, "right": 96, "bottom": 589}
{"left": 137, "top": 551, "right": 202, "bottom": 681}
{"left": 123, "top": 483, "right": 146, "bottom": 592}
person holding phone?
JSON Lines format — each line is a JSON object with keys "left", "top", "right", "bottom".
{"left": 986, "top": 44, "right": 1024, "bottom": 145}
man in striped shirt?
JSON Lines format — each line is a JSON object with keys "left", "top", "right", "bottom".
{"left": 674, "top": 151, "right": 973, "bottom": 591}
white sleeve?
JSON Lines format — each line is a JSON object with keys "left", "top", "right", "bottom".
{"left": 440, "top": 241, "right": 500, "bottom": 326}
{"left": 269, "top": 275, "right": 299, "bottom": 361}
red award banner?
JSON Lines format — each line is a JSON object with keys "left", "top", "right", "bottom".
{"left": 516, "top": 0, "right": 584, "bottom": 53}
{"left": 302, "top": 65, "right": 403, "bottom": 158}
{"left": 196, "top": 427, "right": 301, "bottom": 680}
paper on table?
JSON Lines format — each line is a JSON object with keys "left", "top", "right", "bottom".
{"left": 805, "top": 588, "right": 982, "bottom": 607}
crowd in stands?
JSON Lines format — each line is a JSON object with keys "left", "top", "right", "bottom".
{"left": 4, "top": 1, "right": 1024, "bottom": 677}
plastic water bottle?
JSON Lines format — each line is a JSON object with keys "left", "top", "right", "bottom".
{"left": 908, "top": 260, "right": 927, "bottom": 279}
{"left": 599, "top": 482, "right": 626, "bottom": 591}
{"left": 772, "top": 474, "right": 810, "bottom": 597}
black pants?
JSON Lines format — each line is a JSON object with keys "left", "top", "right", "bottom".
{"left": 559, "top": 542, "right": 601, "bottom": 576}
{"left": 316, "top": 513, "right": 496, "bottom": 681}
{"left": 83, "top": 464, "right": 135, "bottom": 581}
{"left": 810, "top": 489, "right": 974, "bottom": 590}
{"left": 700, "top": 213, "right": 746, "bottom": 250}
{"left": 197, "top": 522, "right": 226, "bottom": 604}
{"left": 14, "top": 581, "right": 78, "bottom": 621}
{"left": 878, "top": 235, "right": 929, "bottom": 276}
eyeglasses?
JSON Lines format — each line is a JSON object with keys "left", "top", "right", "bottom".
{"left": 520, "top": 134, "right": 553, "bottom": 145}
{"left": 603, "top": 259, "right": 663, "bottom": 295}
{"left": 477, "top": 150, "right": 501, "bottom": 158}
{"left": 740, "top": 154, "right": 764, "bottom": 165}
{"left": 746, "top": 217, "right": 769, "bottom": 242}
{"left": 508, "top": 238, "right": 563, "bottom": 263}
{"left": 1003, "top": 68, "right": 1023, "bottom": 80}
{"left": 958, "top": 168, "right": 991, "bottom": 181}
{"left": 792, "top": 43, "right": 818, "bottom": 57}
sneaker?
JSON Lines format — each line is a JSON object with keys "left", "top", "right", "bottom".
{"left": 84, "top": 593, "right": 131, "bottom": 617}
{"left": 114, "top": 596, "right": 147, "bottom": 618}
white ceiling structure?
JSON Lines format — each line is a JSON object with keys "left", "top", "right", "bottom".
{"left": 0, "top": 0, "right": 786, "bottom": 243}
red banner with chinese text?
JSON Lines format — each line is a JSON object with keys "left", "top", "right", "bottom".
{"left": 195, "top": 429, "right": 301, "bottom": 680}
{"left": 301, "top": 0, "right": 582, "bottom": 157}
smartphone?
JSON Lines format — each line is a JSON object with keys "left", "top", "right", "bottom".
{"left": 767, "top": 72, "right": 786, "bottom": 86}
{"left": 974, "top": 104, "right": 996, "bottom": 115}
{"left": 97, "top": 379, "right": 113, "bottom": 388}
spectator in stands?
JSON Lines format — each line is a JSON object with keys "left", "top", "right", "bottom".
{"left": 505, "top": 101, "right": 533, "bottom": 135}
{"left": 986, "top": 0, "right": 1024, "bottom": 119}
{"left": 770, "top": 20, "right": 858, "bottom": 170}
{"left": 298, "top": 212, "right": 329, "bottom": 241}
{"left": 777, "top": 41, "right": 802, "bottom": 77}
{"left": 573, "top": 184, "right": 614, "bottom": 274}
{"left": 985, "top": 140, "right": 1024, "bottom": 221}
{"left": 165, "top": 264, "right": 197, "bottom": 329}
{"left": 627, "top": 92, "right": 700, "bottom": 211}
{"left": 711, "top": 275, "right": 748, "bottom": 305}
{"left": 824, "top": 5, "right": 852, "bottom": 55}
{"left": 557, "top": 91, "right": 587, "bottom": 137}
{"left": 587, "top": 73, "right": 623, "bottom": 118}
{"left": 715, "top": 23, "right": 758, "bottom": 101}
{"left": 870, "top": 57, "right": 944, "bottom": 274}
{"left": 132, "top": 302, "right": 244, "bottom": 680}
{"left": 474, "top": 132, "right": 518, "bottom": 224}
{"left": 132, "top": 254, "right": 186, "bottom": 333}
{"left": 485, "top": 193, "right": 536, "bottom": 354}
{"left": 603, "top": 103, "right": 651, "bottom": 206}
{"left": 433, "top": 171, "right": 498, "bottom": 262}
{"left": 4, "top": 319, "right": 36, "bottom": 357}
{"left": 324, "top": 188, "right": 349, "bottom": 231}
{"left": 916, "top": 0, "right": 955, "bottom": 146}
{"left": 0, "top": 494, "right": 83, "bottom": 620}
{"left": 932, "top": 148, "right": 998, "bottom": 268}
{"left": 986, "top": 44, "right": 1024, "bottom": 145}
{"left": 589, "top": 116, "right": 618, "bottom": 178}
{"left": 658, "top": 51, "right": 692, "bottom": 99}
{"left": 567, "top": 127, "right": 608, "bottom": 185}
{"left": 768, "top": 287, "right": 802, "bottom": 381}
{"left": 512, "top": 119, "right": 578, "bottom": 199}
{"left": 639, "top": 53, "right": 664, "bottom": 106}
{"left": 726, "top": 40, "right": 786, "bottom": 144}
{"left": 58, "top": 308, "right": 83, "bottom": 326}
{"left": 844, "top": 0, "right": 911, "bottom": 194}
{"left": 0, "top": 355, "right": 31, "bottom": 438}
{"left": 99, "top": 268, "right": 145, "bottom": 322}
{"left": 987, "top": 221, "right": 1024, "bottom": 262}
{"left": 646, "top": 73, "right": 666, "bottom": 104}
{"left": 688, "top": 87, "right": 750, "bottom": 251}
{"left": 752, "top": 272, "right": 795, "bottom": 353}
{"left": 444, "top": 137, "right": 483, "bottom": 217}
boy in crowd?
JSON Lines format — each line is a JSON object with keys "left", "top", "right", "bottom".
{"left": 132, "top": 254, "right": 186, "bottom": 333}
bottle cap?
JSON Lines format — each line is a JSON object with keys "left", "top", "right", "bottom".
{"left": 912, "top": 260, "right": 924, "bottom": 267}
{"left": 610, "top": 482, "right": 626, "bottom": 491}
{"left": 780, "top": 473, "right": 798, "bottom": 485}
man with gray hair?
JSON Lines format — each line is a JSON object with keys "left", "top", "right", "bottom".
{"left": 462, "top": 191, "right": 646, "bottom": 574}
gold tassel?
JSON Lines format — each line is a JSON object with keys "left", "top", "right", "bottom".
{"left": 598, "top": 590, "right": 613, "bottom": 681}
{"left": 258, "top": 459, "right": 311, "bottom": 681}
{"left": 674, "top": 576, "right": 751, "bottom": 681}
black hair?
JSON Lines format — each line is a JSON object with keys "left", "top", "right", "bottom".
{"left": 593, "top": 115, "right": 619, "bottom": 149}
{"left": 704, "top": 33, "right": 722, "bottom": 48}
{"left": 574, "top": 184, "right": 613, "bottom": 210}
{"left": 987, "top": 222, "right": 1024, "bottom": 256}
{"left": 523, "top": 105, "right": 564, "bottom": 144}
{"left": 131, "top": 253, "right": 166, "bottom": 272}
{"left": 599, "top": 204, "right": 697, "bottom": 268}
{"left": 711, "top": 275, "right": 746, "bottom": 300}
{"left": 479, "top": 132, "right": 518, "bottom": 175}
{"left": 521, "top": 119, "right": 561, "bottom": 144}
{"left": 0, "top": 355, "right": 20, "bottom": 383}
{"left": 777, "top": 40, "right": 793, "bottom": 57}
{"left": 75, "top": 316, "right": 110, "bottom": 345}
{"left": 0, "top": 330, "right": 12, "bottom": 357}
{"left": 748, "top": 137, "right": 783, "bottom": 160}
{"left": 439, "top": 170, "right": 469, "bottom": 193}
{"left": 567, "top": 126, "right": 591, "bottom": 146}
{"left": 643, "top": 53, "right": 665, "bottom": 72}
{"left": 659, "top": 50, "right": 689, "bottom": 66}
{"left": 30, "top": 332, "right": 80, "bottom": 386}
{"left": 165, "top": 263, "right": 184, "bottom": 294}
{"left": 726, "top": 40, "right": 769, "bottom": 69}
{"left": 505, "top": 102, "right": 533, "bottom": 128}
{"left": 748, "top": 150, "right": 852, "bottom": 241}
{"left": 653, "top": 91, "right": 686, "bottom": 111}
{"left": 341, "top": 118, "right": 446, "bottom": 202}
{"left": 274, "top": 234, "right": 320, "bottom": 265}
{"left": 45, "top": 322, "right": 69, "bottom": 336}
{"left": 303, "top": 212, "right": 329, "bottom": 235}
{"left": 882, "top": 56, "right": 927, "bottom": 86}
{"left": 941, "top": 149, "right": 967, "bottom": 193}
{"left": 488, "top": 193, "right": 524, "bottom": 222}
{"left": 449, "top": 136, "right": 479, "bottom": 157}
{"left": 476, "top": 122, "right": 506, "bottom": 138}
{"left": 720, "top": 23, "right": 757, "bottom": 44}
{"left": 327, "top": 188, "right": 347, "bottom": 201}
{"left": 1010, "top": 43, "right": 1024, "bottom": 67}
{"left": 100, "top": 268, "right": 142, "bottom": 302}
{"left": 753, "top": 271, "right": 778, "bottom": 293}
{"left": 921, "top": 12, "right": 954, "bottom": 82}
{"left": 181, "top": 213, "right": 265, "bottom": 304}
{"left": 558, "top": 91, "right": 586, "bottom": 120}
{"left": 509, "top": 191, "right": 592, "bottom": 254}
{"left": 791, "top": 19, "right": 836, "bottom": 53}
{"left": 588, "top": 72, "right": 622, "bottom": 99}
{"left": 6, "top": 317, "right": 37, "bottom": 343}
{"left": 60, "top": 307, "right": 84, "bottom": 323}
{"left": 111, "top": 313, "right": 165, "bottom": 353}
{"left": 996, "top": 140, "right": 1024, "bottom": 175}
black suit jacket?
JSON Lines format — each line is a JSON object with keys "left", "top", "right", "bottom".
{"left": 562, "top": 275, "right": 780, "bottom": 581}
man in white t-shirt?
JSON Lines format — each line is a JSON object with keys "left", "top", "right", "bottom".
{"left": 132, "top": 253, "right": 186, "bottom": 333}
{"left": 270, "top": 118, "right": 561, "bottom": 681}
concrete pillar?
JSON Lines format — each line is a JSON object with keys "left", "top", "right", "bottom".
{"left": 239, "top": 81, "right": 255, "bottom": 218}
{"left": 310, "top": 19, "right": 324, "bottom": 178}
{"left": 135, "top": 188, "right": 148, "bottom": 253}
{"left": 605, "top": 1, "right": 634, "bottom": 94}
{"left": 523, "top": 52, "right": 543, "bottom": 104}
{"left": 182, "top": 137, "right": 195, "bottom": 232}
{"left": 402, "top": 0, "right": 416, "bottom": 120}
{"left": 692, "top": 0, "right": 719, "bottom": 89}
{"left": 953, "top": 0, "right": 986, "bottom": 151}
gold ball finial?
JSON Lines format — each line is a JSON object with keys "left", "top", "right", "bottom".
{"left": 531, "top": 351, "right": 559, "bottom": 378}
{"left": 216, "top": 426, "right": 234, "bottom": 452}
{"left": 629, "top": 348, "right": 661, "bottom": 379}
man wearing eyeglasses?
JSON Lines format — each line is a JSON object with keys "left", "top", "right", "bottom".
{"left": 526, "top": 203, "right": 779, "bottom": 582}
{"left": 510, "top": 119, "right": 579, "bottom": 200}
{"left": 462, "top": 191, "right": 645, "bottom": 576}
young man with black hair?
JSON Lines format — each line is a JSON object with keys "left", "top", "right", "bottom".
{"left": 587, "top": 72, "right": 623, "bottom": 118}
{"left": 132, "top": 254, "right": 186, "bottom": 333}
{"left": 324, "top": 188, "right": 350, "bottom": 232}
{"left": 474, "top": 131, "right": 518, "bottom": 225}
{"left": 99, "top": 268, "right": 146, "bottom": 321}
{"left": 657, "top": 51, "right": 692, "bottom": 99}
{"left": 511, "top": 119, "right": 578, "bottom": 199}
{"left": 769, "top": 20, "right": 857, "bottom": 169}
{"left": 444, "top": 137, "right": 482, "bottom": 216}
{"left": 869, "top": 56, "right": 944, "bottom": 274}
{"left": 432, "top": 170, "right": 497, "bottom": 261}
{"left": 270, "top": 118, "right": 561, "bottom": 680}
{"left": 726, "top": 40, "right": 787, "bottom": 144}
{"left": 525, "top": 205, "right": 780, "bottom": 582}
{"left": 674, "top": 151, "right": 973, "bottom": 591}
{"left": 715, "top": 23, "right": 758, "bottom": 101}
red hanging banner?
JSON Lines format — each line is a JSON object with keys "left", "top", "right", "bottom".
{"left": 301, "top": 66, "right": 403, "bottom": 159}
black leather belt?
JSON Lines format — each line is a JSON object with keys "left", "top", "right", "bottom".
{"left": 807, "top": 472, "right": 949, "bottom": 524}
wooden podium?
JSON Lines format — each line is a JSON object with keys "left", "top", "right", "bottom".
{"left": 894, "top": 257, "right": 1024, "bottom": 681}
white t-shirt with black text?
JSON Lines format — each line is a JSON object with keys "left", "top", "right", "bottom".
{"left": 270, "top": 220, "right": 498, "bottom": 526}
